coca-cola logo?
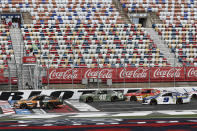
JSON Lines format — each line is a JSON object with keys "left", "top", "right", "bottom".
{"left": 26, "top": 58, "right": 36, "bottom": 62}
{"left": 119, "top": 68, "right": 148, "bottom": 78}
{"left": 23, "top": 57, "right": 36, "bottom": 63}
{"left": 84, "top": 69, "right": 112, "bottom": 78}
{"left": 153, "top": 68, "right": 181, "bottom": 78}
{"left": 187, "top": 68, "right": 197, "bottom": 77}
{"left": 49, "top": 69, "right": 79, "bottom": 79}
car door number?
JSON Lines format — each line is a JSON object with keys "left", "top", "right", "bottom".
{"left": 99, "top": 95, "right": 106, "bottom": 100}
{"left": 118, "top": 94, "right": 123, "bottom": 99}
{"left": 163, "top": 97, "right": 169, "bottom": 102}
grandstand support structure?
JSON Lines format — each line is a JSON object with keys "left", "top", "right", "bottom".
{"left": 145, "top": 28, "right": 181, "bottom": 67}
{"left": 112, "top": 0, "right": 132, "bottom": 24}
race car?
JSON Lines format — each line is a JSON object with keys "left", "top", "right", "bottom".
{"left": 14, "top": 95, "right": 63, "bottom": 109}
{"left": 79, "top": 90, "right": 126, "bottom": 103}
{"left": 124, "top": 89, "right": 160, "bottom": 101}
{"left": 142, "top": 91, "right": 191, "bottom": 105}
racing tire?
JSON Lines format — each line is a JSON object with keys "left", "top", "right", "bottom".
{"left": 176, "top": 98, "right": 183, "bottom": 104}
{"left": 191, "top": 94, "right": 197, "bottom": 100}
{"left": 46, "top": 103, "right": 54, "bottom": 110}
{"left": 150, "top": 99, "right": 157, "bottom": 105}
{"left": 40, "top": 102, "right": 45, "bottom": 109}
{"left": 111, "top": 96, "right": 118, "bottom": 102}
{"left": 33, "top": 103, "right": 37, "bottom": 108}
{"left": 86, "top": 97, "right": 93, "bottom": 103}
{"left": 130, "top": 96, "right": 137, "bottom": 101}
{"left": 20, "top": 103, "right": 27, "bottom": 109}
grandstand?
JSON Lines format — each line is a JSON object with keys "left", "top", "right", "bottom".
{"left": 0, "top": 0, "right": 196, "bottom": 90}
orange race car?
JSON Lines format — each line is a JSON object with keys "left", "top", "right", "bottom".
{"left": 125, "top": 89, "right": 161, "bottom": 101}
{"left": 14, "top": 95, "right": 63, "bottom": 109}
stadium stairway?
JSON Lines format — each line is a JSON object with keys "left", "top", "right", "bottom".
{"left": 150, "top": 13, "right": 162, "bottom": 25}
{"left": 22, "top": 13, "right": 32, "bottom": 24}
{"left": 145, "top": 28, "right": 181, "bottom": 66}
{"left": 10, "top": 27, "right": 31, "bottom": 89}
{"left": 112, "top": 0, "right": 132, "bottom": 24}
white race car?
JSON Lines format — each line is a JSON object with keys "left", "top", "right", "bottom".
{"left": 142, "top": 92, "right": 191, "bottom": 105}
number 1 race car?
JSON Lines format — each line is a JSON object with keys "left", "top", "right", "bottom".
{"left": 124, "top": 89, "right": 160, "bottom": 101}
{"left": 79, "top": 90, "right": 126, "bottom": 103}
{"left": 142, "top": 92, "right": 191, "bottom": 105}
{"left": 14, "top": 95, "right": 63, "bottom": 109}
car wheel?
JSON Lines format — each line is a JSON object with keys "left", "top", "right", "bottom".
{"left": 150, "top": 99, "right": 157, "bottom": 105}
{"left": 176, "top": 98, "right": 183, "bottom": 104}
{"left": 20, "top": 103, "right": 27, "bottom": 109}
{"left": 130, "top": 96, "right": 137, "bottom": 101}
{"left": 86, "top": 97, "right": 93, "bottom": 103}
{"left": 46, "top": 103, "right": 54, "bottom": 110}
{"left": 111, "top": 96, "right": 118, "bottom": 102}
{"left": 191, "top": 94, "right": 197, "bottom": 100}
{"left": 33, "top": 103, "right": 37, "bottom": 108}
{"left": 40, "top": 102, "right": 45, "bottom": 109}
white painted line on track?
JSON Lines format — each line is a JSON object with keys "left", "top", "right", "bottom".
{"left": 169, "top": 121, "right": 179, "bottom": 123}
{"left": 137, "top": 122, "right": 146, "bottom": 124}
{"left": 19, "top": 114, "right": 62, "bottom": 119}
{"left": 65, "top": 100, "right": 99, "bottom": 112}
{"left": 32, "top": 109, "right": 46, "bottom": 114}
{"left": 112, "top": 111, "right": 152, "bottom": 117}
{"left": 157, "top": 110, "right": 197, "bottom": 115}
{"left": 70, "top": 113, "right": 108, "bottom": 118}
{"left": 156, "top": 121, "right": 167, "bottom": 123}
{"left": 96, "top": 123, "right": 105, "bottom": 125}
{"left": 101, "top": 108, "right": 132, "bottom": 109}
{"left": 131, "top": 107, "right": 154, "bottom": 109}
{"left": 99, "top": 104, "right": 141, "bottom": 106}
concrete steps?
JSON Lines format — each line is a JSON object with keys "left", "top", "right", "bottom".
{"left": 22, "top": 13, "right": 32, "bottom": 24}
{"left": 112, "top": 0, "right": 132, "bottom": 24}
{"left": 145, "top": 28, "right": 181, "bottom": 66}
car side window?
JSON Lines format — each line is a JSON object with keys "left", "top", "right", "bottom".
{"left": 142, "top": 90, "right": 151, "bottom": 94}
{"left": 98, "top": 91, "right": 107, "bottom": 94}
{"left": 32, "top": 96, "right": 41, "bottom": 101}
{"left": 162, "top": 93, "right": 172, "bottom": 97}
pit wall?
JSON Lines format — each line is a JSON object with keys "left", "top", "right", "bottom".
{"left": 0, "top": 87, "right": 197, "bottom": 100}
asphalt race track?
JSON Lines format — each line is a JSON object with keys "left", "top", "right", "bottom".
{"left": 1, "top": 99, "right": 197, "bottom": 130}
{"left": 1, "top": 118, "right": 197, "bottom": 131}
{"left": 87, "top": 99, "right": 197, "bottom": 112}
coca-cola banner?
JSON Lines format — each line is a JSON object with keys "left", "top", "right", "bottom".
{"left": 117, "top": 67, "right": 149, "bottom": 82}
{"left": 47, "top": 68, "right": 82, "bottom": 83}
{"left": 150, "top": 67, "right": 185, "bottom": 81}
{"left": 82, "top": 68, "right": 116, "bottom": 79}
{"left": 186, "top": 67, "right": 197, "bottom": 81}
{"left": 44, "top": 67, "right": 197, "bottom": 84}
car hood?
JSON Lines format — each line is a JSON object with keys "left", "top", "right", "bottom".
{"left": 125, "top": 93, "right": 138, "bottom": 96}
{"left": 81, "top": 93, "right": 94, "bottom": 97}
{"left": 16, "top": 100, "right": 28, "bottom": 104}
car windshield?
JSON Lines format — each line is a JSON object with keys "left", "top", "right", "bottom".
{"left": 140, "top": 90, "right": 151, "bottom": 94}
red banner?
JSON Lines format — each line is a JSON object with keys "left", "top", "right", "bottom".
{"left": 150, "top": 67, "right": 185, "bottom": 81}
{"left": 82, "top": 68, "right": 116, "bottom": 79}
{"left": 23, "top": 56, "right": 36, "bottom": 64}
{"left": 116, "top": 67, "right": 149, "bottom": 82}
{"left": 186, "top": 67, "right": 197, "bottom": 81}
{"left": 47, "top": 68, "right": 82, "bottom": 83}
{"left": 43, "top": 67, "right": 197, "bottom": 84}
